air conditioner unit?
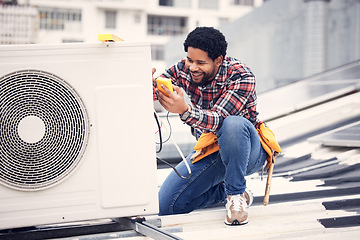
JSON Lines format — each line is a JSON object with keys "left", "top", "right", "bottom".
{"left": 0, "top": 42, "right": 158, "bottom": 230}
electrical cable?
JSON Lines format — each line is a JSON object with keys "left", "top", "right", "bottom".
{"left": 162, "top": 111, "right": 172, "bottom": 143}
{"left": 154, "top": 111, "right": 191, "bottom": 180}
{"left": 154, "top": 112, "right": 162, "bottom": 153}
{"left": 155, "top": 111, "right": 171, "bottom": 145}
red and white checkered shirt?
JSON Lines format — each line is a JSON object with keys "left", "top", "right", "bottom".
{"left": 154, "top": 57, "right": 262, "bottom": 133}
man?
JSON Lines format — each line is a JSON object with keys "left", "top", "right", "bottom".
{"left": 153, "top": 27, "right": 267, "bottom": 225}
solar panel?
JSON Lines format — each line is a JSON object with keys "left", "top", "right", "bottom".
{"left": 257, "top": 60, "right": 360, "bottom": 121}
{"left": 309, "top": 121, "right": 360, "bottom": 147}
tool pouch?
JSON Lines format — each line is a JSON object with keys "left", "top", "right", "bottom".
{"left": 256, "top": 123, "right": 281, "bottom": 168}
{"left": 190, "top": 123, "right": 281, "bottom": 166}
{"left": 190, "top": 132, "right": 219, "bottom": 163}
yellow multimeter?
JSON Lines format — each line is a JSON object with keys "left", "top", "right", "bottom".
{"left": 156, "top": 77, "right": 174, "bottom": 97}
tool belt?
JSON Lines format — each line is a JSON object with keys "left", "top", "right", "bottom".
{"left": 190, "top": 132, "right": 219, "bottom": 163}
{"left": 256, "top": 123, "right": 281, "bottom": 168}
{"left": 190, "top": 123, "right": 281, "bottom": 167}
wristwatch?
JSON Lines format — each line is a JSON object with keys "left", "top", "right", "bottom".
{"left": 180, "top": 105, "right": 191, "bottom": 121}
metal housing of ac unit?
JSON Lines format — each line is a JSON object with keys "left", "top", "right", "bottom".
{"left": 0, "top": 42, "right": 158, "bottom": 230}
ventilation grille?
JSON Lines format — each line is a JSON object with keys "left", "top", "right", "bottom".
{"left": 0, "top": 70, "right": 90, "bottom": 191}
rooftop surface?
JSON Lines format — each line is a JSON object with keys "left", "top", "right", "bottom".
{"left": 64, "top": 60, "right": 360, "bottom": 240}
{"left": 156, "top": 60, "right": 360, "bottom": 239}
{"left": 2, "top": 61, "right": 359, "bottom": 240}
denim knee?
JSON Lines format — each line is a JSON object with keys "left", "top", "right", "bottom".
{"left": 217, "top": 116, "right": 249, "bottom": 138}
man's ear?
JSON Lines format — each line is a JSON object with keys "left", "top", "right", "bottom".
{"left": 214, "top": 55, "right": 223, "bottom": 67}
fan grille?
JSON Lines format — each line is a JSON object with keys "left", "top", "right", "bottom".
{"left": 0, "top": 70, "right": 89, "bottom": 191}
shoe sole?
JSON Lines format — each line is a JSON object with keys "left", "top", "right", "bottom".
{"left": 224, "top": 218, "right": 248, "bottom": 226}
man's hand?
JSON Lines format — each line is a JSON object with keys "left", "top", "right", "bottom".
{"left": 152, "top": 68, "right": 156, "bottom": 85}
{"left": 156, "top": 85, "right": 188, "bottom": 115}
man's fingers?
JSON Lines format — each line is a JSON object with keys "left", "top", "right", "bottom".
{"left": 152, "top": 68, "right": 156, "bottom": 84}
{"left": 173, "top": 85, "right": 182, "bottom": 94}
{"left": 173, "top": 85, "right": 184, "bottom": 99}
{"left": 161, "top": 84, "right": 173, "bottom": 96}
{"left": 157, "top": 91, "right": 170, "bottom": 111}
{"left": 156, "top": 88, "right": 169, "bottom": 102}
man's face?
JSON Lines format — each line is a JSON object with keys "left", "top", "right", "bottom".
{"left": 185, "top": 47, "right": 222, "bottom": 87}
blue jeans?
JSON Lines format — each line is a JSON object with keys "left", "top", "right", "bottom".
{"left": 158, "top": 116, "right": 267, "bottom": 215}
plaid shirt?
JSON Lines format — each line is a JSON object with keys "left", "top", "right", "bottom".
{"left": 154, "top": 57, "right": 262, "bottom": 133}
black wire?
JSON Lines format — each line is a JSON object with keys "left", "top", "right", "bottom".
{"left": 154, "top": 112, "right": 162, "bottom": 153}
{"left": 156, "top": 157, "right": 191, "bottom": 180}
{"left": 155, "top": 112, "right": 171, "bottom": 145}
{"left": 154, "top": 111, "right": 191, "bottom": 180}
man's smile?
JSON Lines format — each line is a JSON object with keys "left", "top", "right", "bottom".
{"left": 190, "top": 71, "right": 204, "bottom": 80}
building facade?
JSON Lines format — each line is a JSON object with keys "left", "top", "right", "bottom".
{"left": 0, "top": 3, "right": 38, "bottom": 44}
{"left": 2, "top": 0, "right": 262, "bottom": 71}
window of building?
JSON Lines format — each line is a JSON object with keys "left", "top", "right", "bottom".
{"left": 105, "top": 10, "right": 117, "bottom": 29}
{"left": 232, "top": 0, "right": 254, "bottom": 6}
{"left": 159, "top": 0, "right": 191, "bottom": 8}
{"left": 159, "top": 0, "right": 173, "bottom": 6}
{"left": 134, "top": 13, "right": 141, "bottom": 23}
{"left": 38, "top": 8, "right": 81, "bottom": 31}
{"left": 198, "top": 0, "right": 218, "bottom": 9}
{"left": 151, "top": 45, "right": 165, "bottom": 60}
{"left": 62, "top": 39, "right": 83, "bottom": 43}
{"left": 148, "top": 15, "right": 187, "bottom": 36}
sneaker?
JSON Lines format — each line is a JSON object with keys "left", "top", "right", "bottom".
{"left": 224, "top": 189, "right": 253, "bottom": 226}
{"left": 244, "top": 188, "right": 254, "bottom": 207}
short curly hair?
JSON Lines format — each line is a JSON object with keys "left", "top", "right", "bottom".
{"left": 183, "top": 27, "right": 227, "bottom": 61}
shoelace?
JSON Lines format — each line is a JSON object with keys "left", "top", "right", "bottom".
{"left": 230, "top": 195, "right": 248, "bottom": 212}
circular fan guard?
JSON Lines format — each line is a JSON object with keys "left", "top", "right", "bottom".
{"left": 0, "top": 70, "right": 90, "bottom": 191}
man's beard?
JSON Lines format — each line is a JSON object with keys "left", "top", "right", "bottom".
{"left": 190, "top": 69, "right": 216, "bottom": 87}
